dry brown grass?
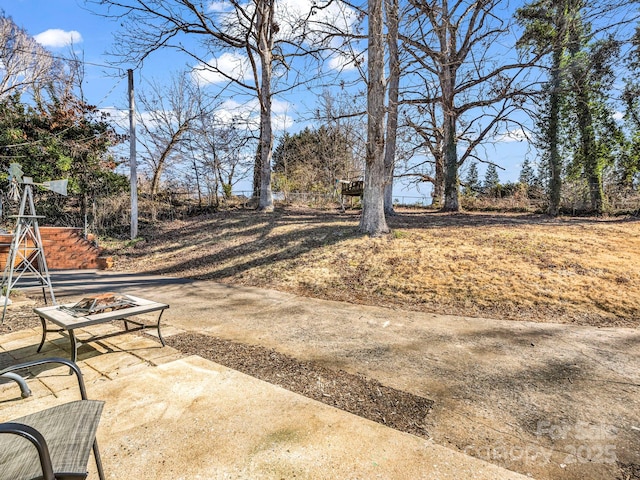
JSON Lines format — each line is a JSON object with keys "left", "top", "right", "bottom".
{"left": 104, "top": 205, "right": 640, "bottom": 327}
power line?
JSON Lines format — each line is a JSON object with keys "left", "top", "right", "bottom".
{"left": 12, "top": 46, "right": 127, "bottom": 73}
{"left": 92, "top": 76, "right": 127, "bottom": 108}
{"left": 8, "top": 47, "right": 130, "bottom": 108}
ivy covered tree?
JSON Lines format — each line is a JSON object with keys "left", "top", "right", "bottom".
{"left": 618, "top": 81, "right": 640, "bottom": 188}
{"left": 516, "top": 0, "right": 580, "bottom": 215}
{"left": 564, "top": 34, "right": 622, "bottom": 213}
{"left": 617, "top": 29, "right": 640, "bottom": 189}
{"left": 518, "top": 0, "right": 637, "bottom": 214}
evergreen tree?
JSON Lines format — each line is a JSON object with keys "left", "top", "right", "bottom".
{"left": 464, "top": 162, "right": 480, "bottom": 196}
{"left": 483, "top": 164, "right": 500, "bottom": 192}
{"left": 272, "top": 126, "right": 355, "bottom": 194}
{"left": 518, "top": 0, "right": 629, "bottom": 214}
{"left": 0, "top": 92, "right": 126, "bottom": 223}
{"left": 519, "top": 158, "right": 536, "bottom": 186}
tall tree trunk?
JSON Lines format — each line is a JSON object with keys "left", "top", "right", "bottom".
{"left": 149, "top": 121, "right": 190, "bottom": 196}
{"left": 547, "top": 11, "right": 565, "bottom": 217}
{"left": 213, "top": 147, "right": 222, "bottom": 207}
{"left": 360, "top": 0, "right": 389, "bottom": 236}
{"left": 568, "top": 26, "right": 604, "bottom": 214}
{"left": 442, "top": 109, "right": 459, "bottom": 211}
{"left": 190, "top": 149, "right": 202, "bottom": 207}
{"left": 547, "top": 59, "right": 562, "bottom": 215}
{"left": 432, "top": 152, "right": 445, "bottom": 207}
{"left": 442, "top": 63, "right": 459, "bottom": 211}
{"left": 150, "top": 164, "right": 163, "bottom": 197}
{"left": 258, "top": 81, "right": 274, "bottom": 211}
{"left": 256, "top": 0, "right": 274, "bottom": 211}
{"left": 441, "top": 43, "right": 459, "bottom": 211}
{"left": 253, "top": 138, "right": 262, "bottom": 198}
{"left": 383, "top": 0, "right": 399, "bottom": 216}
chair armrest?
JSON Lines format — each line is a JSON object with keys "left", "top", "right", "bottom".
{"left": 0, "top": 357, "right": 88, "bottom": 400}
{"left": 0, "top": 372, "right": 31, "bottom": 398}
{"left": 0, "top": 422, "right": 56, "bottom": 480}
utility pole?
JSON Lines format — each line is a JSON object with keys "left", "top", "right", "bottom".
{"left": 128, "top": 68, "right": 138, "bottom": 239}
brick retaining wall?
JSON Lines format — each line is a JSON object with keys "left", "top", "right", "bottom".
{"left": 0, "top": 227, "right": 103, "bottom": 270}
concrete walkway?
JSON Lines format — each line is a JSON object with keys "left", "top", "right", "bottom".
{"left": 3, "top": 270, "right": 639, "bottom": 479}
{"left": 0, "top": 310, "right": 526, "bottom": 479}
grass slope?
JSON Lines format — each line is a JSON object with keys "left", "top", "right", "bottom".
{"left": 106, "top": 206, "right": 640, "bottom": 327}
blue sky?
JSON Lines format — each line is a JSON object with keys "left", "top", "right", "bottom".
{"left": 4, "top": 0, "right": 193, "bottom": 116}
{"left": 3, "top": 0, "right": 534, "bottom": 201}
{"left": 3, "top": 0, "right": 362, "bottom": 122}
{"left": 5, "top": 1, "right": 124, "bottom": 102}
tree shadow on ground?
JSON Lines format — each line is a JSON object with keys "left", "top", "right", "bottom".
{"left": 127, "top": 208, "right": 364, "bottom": 280}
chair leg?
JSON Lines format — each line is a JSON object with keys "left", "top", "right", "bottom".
{"left": 93, "top": 439, "right": 105, "bottom": 480}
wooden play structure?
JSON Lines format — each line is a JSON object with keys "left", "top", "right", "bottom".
{"left": 337, "top": 179, "right": 364, "bottom": 211}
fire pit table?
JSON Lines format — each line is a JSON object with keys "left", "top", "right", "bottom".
{"left": 34, "top": 294, "right": 169, "bottom": 362}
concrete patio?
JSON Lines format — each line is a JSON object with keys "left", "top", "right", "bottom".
{"left": 0, "top": 318, "right": 527, "bottom": 479}
{"left": 2, "top": 269, "right": 639, "bottom": 479}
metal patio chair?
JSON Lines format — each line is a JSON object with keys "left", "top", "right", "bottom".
{"left": 0, "top": 357, "right": 105, "bottom": 480}
{"left": 0, "top": 354, "right": 31, "bottom": 399}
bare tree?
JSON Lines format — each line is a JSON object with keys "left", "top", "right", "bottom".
{"left": 0, "top": 14, "right": 64, "bottom": 100}
{"left": 383, "top": 0, "right": 400, "bottom": 215}
{"left": 136, "top": 72, "right": 203, "bottom": 196}
{"left": 404, "top": 98, "right": 445, "bottom": 206}
{"left": 253, "top": 0, "right": 276, "bottom": 210}
{"left": 360, "top": 0, "right": 389, "bottom": 235}
{"left": 89, "top": 0, "right": 347, "bottom": 212}
{"left": 190, "top": 107, "right": 255, "bottom": 205}
{"left": 402, "top": 0, "right": 537, "bottom": 211}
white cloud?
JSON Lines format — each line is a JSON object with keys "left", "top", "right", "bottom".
{"left": 268, "top": 99, "right": 294, "bottom": 131}
{"left": 137, "top": 110, "right": 167, "bottom": 130}
{"left": 192, "top": 52, "right": 252, "bottom": 86}
{"left": 613, "top": 111, "right": 625, "bottom": 121}
{"left": 34, "top": 29, "right": 82, "bottom": 48}
{"left": 212, "top": 97, "right": 293, "bottom": 132}
{"left": 214, "top": 99, "right": 259, "bottom": 129}
{"left": 207, "top": 1, "right": 231, "bottom": 12}
{"left": 274, "top": 112, "right": 294, "bottom": 131}
{"left": 328, "top": 52, "right": 363, "bottom": 72}
{"left": 495, "top": 128, "right": 528, "bottom": 143}
{"left": 98, "top": 107, "right": 161, "bottom": 132}
{"left": 271, "top": 98, "right": 291, "bottom": 115}
{"left": 278, "top": 0, "right": 359, "bottom": 39}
